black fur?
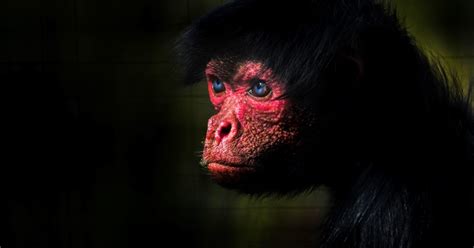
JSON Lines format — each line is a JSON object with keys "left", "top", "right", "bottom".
{"left": 177, "top": 0, "right": 474, "bottom": 247}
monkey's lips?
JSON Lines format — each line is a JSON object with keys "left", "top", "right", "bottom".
{"left": 208, "top": 162, "right": 255, "bottom": 173}
{"left": 206, "top": 162, "right": 257, "bottom": 185}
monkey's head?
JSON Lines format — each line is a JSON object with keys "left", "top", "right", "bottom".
{"left": 201, "top": 60, "right": 319, "bottom": 193}
{"left": 178, "top": 0, "right": 409, "bottom": 194}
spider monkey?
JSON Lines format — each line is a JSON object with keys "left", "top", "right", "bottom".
{"left": 177, "top": 0, "right": 474, "bottom": 247}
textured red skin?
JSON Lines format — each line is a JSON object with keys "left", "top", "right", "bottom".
{"left": 202, "top": 61, "right": 302, "bottom": 184}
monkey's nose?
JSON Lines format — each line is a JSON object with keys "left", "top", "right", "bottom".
{"left": 215, "top": 120, "right": 237, "bottom": 144}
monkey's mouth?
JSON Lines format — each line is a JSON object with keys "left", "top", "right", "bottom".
{"left": 207, "top": 162, "right": 255, "bottom": 174}
{"left": 205, "top": 162, "right": 257, "bottom": 185}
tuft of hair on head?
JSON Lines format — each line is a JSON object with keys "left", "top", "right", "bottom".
{"left": 176, "top": 0, "right": 401, "bottom": 99}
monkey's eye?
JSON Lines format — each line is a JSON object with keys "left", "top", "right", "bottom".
{"left": 211, "top": 78, "right": 225, "bottom": 94}
{"left": 248, "top": 80, "right": 271, "bottom": 98}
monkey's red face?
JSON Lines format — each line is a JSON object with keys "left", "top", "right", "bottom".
{"left": 202, "top": 60, "right": 308, "bottom": 190}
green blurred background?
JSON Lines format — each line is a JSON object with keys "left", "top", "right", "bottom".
{"left": 0, "top": 0, "right": 472, "bottom": 247}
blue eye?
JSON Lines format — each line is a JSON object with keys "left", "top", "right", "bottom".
{"left": 212, "top": 78, "right": 225, "bottom": 93}
{"left": 249, "top": 80, "right": 271, "bottom": 98}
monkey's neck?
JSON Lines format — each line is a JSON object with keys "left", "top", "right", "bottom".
{"left": 319, "top": 164, "right": 470, "bottom": 248}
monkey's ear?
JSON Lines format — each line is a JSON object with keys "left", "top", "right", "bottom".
{"left": 316, "top": 54, "right": 366, "bottom": 114}
{"left": 346, "top": 56, "right": 364, "bottom": 83}
{"left": 331, "top": 55, "right": 365, "bottom": 86}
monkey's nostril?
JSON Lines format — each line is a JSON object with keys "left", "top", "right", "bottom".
{"left": 216, "top": 121, "right": 234, "bottom": 143}
{"left": 220, "top": 123, "right": 232, "bottom": 136}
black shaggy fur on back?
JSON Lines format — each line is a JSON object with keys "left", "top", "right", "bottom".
{"left": 177, "top": 0, "right": 474, "bottom": 247}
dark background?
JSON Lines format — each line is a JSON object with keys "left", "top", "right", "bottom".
{"left": 0, "top": 0, "right": 472, "bottom": 247}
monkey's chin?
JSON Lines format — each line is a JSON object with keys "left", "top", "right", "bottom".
{"left": 207, "top": 163, "right": 257, "bottom": 186}
{"left": 207, "top": 162, "right": 314, "bottom": 195}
